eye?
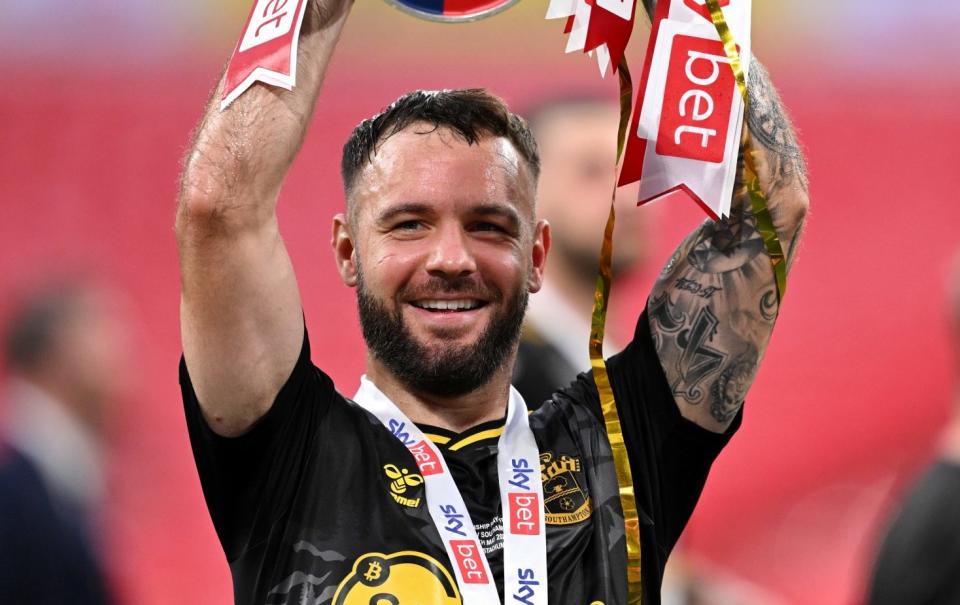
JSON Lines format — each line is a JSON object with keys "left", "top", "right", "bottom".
{"left": 394, "top": 220, "right": 422, "bottom": 231}
{"left": 470, "top": 222, "right": 506, "bottom": 234}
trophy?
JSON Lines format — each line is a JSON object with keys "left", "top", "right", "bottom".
{"left": 384, "top": 0, "right": 519, "bottom": 22}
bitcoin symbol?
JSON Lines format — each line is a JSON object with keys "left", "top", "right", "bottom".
{"left": 364, "top": 561, "right": 382, "bottom": 582}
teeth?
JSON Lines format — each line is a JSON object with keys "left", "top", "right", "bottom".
{"left": 415, "top": 299, "right": 481, "bottom": 311}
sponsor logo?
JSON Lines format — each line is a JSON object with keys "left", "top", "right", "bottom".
{"left": 449, "top": 540, "right": 489, "bottom": 584}
{"left": 408, "top": 439, "right": 443, "bottom": 476}
{"left": 508, "top": 493, "right": 540, "bottom": 536}
{"left": 387, "top": 419, "right": 417, "bottom": 446}
{"left": 508, "top": 457, "right": 535, "bottom": 491}
{"left": 540, "top": 452, "right": 592, "bottom": 526}
{"left": 383, "top": 464, "right": 424, "bottom": 509}
{"left": 440, "top": 504, "right": 468, "bottom": 537}
{"left": 238, "top": 0, "right": 300, "bottom": 52}
{"left": 333, "top": 551, "right": 461, "bottom": 604}
{"left": 512, "top": 568, "right": 541, "bottom": 605}
{"left": 656, "top": 35, "right": 736, "bottom": 164}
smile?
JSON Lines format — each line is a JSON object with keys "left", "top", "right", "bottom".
{"left": 410, "top": 299, "right": 485, "bottom": 312}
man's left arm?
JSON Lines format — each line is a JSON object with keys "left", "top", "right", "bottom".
{"left": 647, "top": 58, "right": 809, "bottom": 433}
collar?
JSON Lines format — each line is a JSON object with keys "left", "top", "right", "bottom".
{"left": 4, "top": 379, "right": 104, "bottom": 512}
{"left": 525, "top": 281, "right": 620, "bottom": 372}
{"left": 416, "top": 418, "right": 506, "bottom": 452}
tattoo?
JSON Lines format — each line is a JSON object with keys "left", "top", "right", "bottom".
{"left": 649, "top": 294, "right": 729, "bottom": 406}
{"left": 687, "top": 205, "right": 765, "bottom": 274}
{"left": 710, "top": 350, "right": 758, "bottom": 424}
{"left": 746, "top": 58, "right": 809, "bottom": 192}
{"left": 644, "top": 58, "right": 807, "bottom": 431}
{"left": 661, "top": 247, "right": 683, "bottom": 276}
{"left": 676, "top": 278, "right": 722, "bottom": 299}
{"left": 759, "top": 290, "right": 778, "bottom": 321}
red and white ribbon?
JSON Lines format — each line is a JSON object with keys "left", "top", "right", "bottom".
{"left": 220, "top": 0, "right": 311, "bottom": 111}
{"left": 618, "top": 0, "right": 752, "bottom": 219}
{"left": 546, "top": 0, "right": 637, "bottom": 76}
{"left": 353, "top": 378, "right": 547, "bottom": 605}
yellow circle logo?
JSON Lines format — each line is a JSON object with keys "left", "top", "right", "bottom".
{"left": 333, "top": 551, "right": 462, "bottom": 605}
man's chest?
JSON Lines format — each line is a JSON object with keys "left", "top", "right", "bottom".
{"left": 255, "top": 418, "right": 612, "bottom": 605}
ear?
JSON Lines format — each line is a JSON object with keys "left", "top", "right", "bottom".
{"left": 527, "top": 220, "right": 551, "bottom": 293}
{"left": 332, "top": 213, "right": 358, "bottom": 287}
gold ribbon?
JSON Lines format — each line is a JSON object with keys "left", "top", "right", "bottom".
{"left": 587, "top": 4, "right": 790, "bottom": 604}
{"left": 589, "top": 55, "right": 643, "bottom": 604}
{"left": 704, "top": 0, "right": 788, "bottom": 301}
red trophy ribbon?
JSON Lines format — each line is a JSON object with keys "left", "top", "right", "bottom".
{"left": 546, "top": 0, "right": 637, "bottom": 76}
{"left": 618, "top": 0, "right": 752, "bottom": 219}
{"left": 220, "top": 0, "right": 311, "bottom": 111}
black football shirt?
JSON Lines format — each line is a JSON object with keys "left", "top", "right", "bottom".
{"left": 181, "top": 310, "right": 740, "bottom": 604}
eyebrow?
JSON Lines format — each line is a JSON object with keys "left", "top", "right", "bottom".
{"left": 470, "top": 203, "right": 522, "bottom": 231}
{"left": 375, "top": 203, "right": 433, "bottom": 225}
{"left": 375, "top": 202, "right": 522, "bottom": 230}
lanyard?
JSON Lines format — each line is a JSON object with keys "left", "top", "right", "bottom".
{"left": 353, "top": 377, "right": 547, "bottom": 605}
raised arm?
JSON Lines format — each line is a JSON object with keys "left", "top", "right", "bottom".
{"left": 646, "top": 57, "right": 809, "bottom": 433}
{"left": 176, "top": 1, "right": 353, "bottom": 437}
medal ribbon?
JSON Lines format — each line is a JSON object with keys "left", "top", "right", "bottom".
{"left": 353, "top": 378, "right": 547, "bottom": 605}
{"left": 704, "top": 0, "right": 787, "bottom": 300}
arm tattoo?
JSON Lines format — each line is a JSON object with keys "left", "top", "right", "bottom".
{"left": 642, "top": 53, "right": 808, "bottom": 431}
{"left": 746, "top": 58, "right": 809, "bottom": 194}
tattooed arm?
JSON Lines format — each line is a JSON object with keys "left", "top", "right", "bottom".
{"left": 646, "top": 58, "right": 809, "bottom": 433}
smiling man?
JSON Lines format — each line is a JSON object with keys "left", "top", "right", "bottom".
{"left": 175, "top": 2, "right": 808, "bottom": 604}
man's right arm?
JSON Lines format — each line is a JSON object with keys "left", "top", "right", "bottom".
{"left": 176, "top": 1, "right": 352, "bottom": 438}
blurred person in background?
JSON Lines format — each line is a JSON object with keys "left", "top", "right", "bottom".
{"left": 865, "top": 253, "right": 960, "bottom": 605}
{"left": 513, "top": 94, "right": 655, "bottom": 408}
{"left": 0, "top": 281, "right": 128, "bottom": 605}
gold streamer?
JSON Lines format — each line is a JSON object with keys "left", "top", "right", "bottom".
{"left": 704, "top": 0, "right": 788, "bottom": 301}
{"left": 589, "top": 56, "right": 643, "bottom": 604}
{"left": 588, "top": 4, "right": 789, "bottom": 604}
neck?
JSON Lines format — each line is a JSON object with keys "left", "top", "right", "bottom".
{"left": 364, "top": 355, "right": 515, "bottom": 433}
{"left": 546, "top": 256, "right": 599, "bottom": 321}
{"left": 945, "top": 396, "right": 960, "bottom": 463}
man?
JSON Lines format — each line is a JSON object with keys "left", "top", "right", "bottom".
{"left": 866, "top": 254, "right": 960, "bottom": 605}
{"left": 176, "top": 1, "right": 808, "bottom": 603}
{"left": 0, "top": 282, "right": 127, "bottom": 604}
{"left": 513, "top": 95, "right": 655, "bottom": 408}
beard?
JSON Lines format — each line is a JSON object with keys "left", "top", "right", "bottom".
{"left": 357, "top": 268, "right": 528, "bottom": 398}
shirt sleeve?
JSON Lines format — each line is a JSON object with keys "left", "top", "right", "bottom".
{"left": 606, "top": 307, "right": 741, "bottom": 560}
{"left": 180, "top": 328, "right": 338, "bottom": 562}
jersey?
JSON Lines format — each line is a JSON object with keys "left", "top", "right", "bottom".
{"left": 181, "top": 310, "right": 740, "bottom": 604}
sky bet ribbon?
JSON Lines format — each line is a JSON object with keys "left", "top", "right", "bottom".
{"left": 353, "top": 378, "right": 547, "bottom": 605}
{"left": 618, "top": 0, "right": 752, "bottom": 220}
{"left": 220, "top": 0, "right": 311, "bottom": 110}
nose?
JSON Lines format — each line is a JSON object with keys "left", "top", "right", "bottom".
{"left": 424, "top": 223, "right": 477, "bottom": 278}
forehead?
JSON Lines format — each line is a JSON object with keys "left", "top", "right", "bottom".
{"left": 351, "top": 125, "right": 535, "bottom": 219}
{"left": 533, "top": 103, "right": 619, "bottom": 152}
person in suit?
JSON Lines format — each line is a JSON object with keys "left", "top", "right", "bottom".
{"left": 0, "top": 281, "right": 128, "bottom": 605}
{"left": 866, "top": 255, "right": 960, "bottom": 605}
{"left": 513, "top": 94, "right": 656, "bottom": 408}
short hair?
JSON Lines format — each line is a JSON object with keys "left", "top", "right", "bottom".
{"left": 3, "top": 283, "right": 88, "bottom": 374}
{"left": 340, "top": 89, "right": 540, "bottom": 204}
{"left": 519, "top": 90, "right": 614, "bottom": 138}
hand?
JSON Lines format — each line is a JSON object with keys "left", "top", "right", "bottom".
{"left": 307, "top": 0, "right": 354, "bottom": 30}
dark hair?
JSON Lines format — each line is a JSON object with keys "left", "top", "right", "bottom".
{"left": 341, "top": 89, "right": 540, "bottom": 201}
{"left": 4, "top": 283, "right": 87, "bottom": 374}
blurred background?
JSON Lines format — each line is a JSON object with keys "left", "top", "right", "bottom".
{"left": 1, "top": 1, "right": 959, "bottom": 603}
